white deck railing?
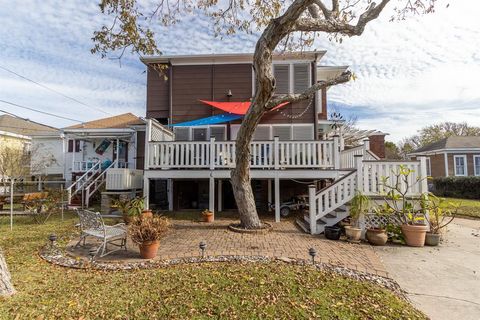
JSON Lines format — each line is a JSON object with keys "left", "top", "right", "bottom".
{"left": 147, "top": 138, "right": 338, "bottom": 170}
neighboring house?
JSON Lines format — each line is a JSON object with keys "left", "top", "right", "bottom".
{"left": 31, "top": 113, "right": 153, "bottom": 206}
{"left": 0, "top": 114, "right": 59, "bottom": 183}
{"left": 139, "top": 51, "right": 426, "bottom": 234}
{"left": 408, "top": 136, "right": 480, "bottom": 178}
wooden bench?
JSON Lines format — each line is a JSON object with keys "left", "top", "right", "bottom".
{"left": 22, "top": 192, "right": 49, "bottom": 211}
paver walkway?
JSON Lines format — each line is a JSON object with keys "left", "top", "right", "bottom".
{"left": 68, "top": 218, "right": 387, "bottom": 276}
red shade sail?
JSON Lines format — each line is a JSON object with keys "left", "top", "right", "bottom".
{"left": 199, "top": 100, "right": 289, "bottom": 115}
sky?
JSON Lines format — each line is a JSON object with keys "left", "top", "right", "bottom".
{"left": 0, "top": 0, "right": 479, "bottom": 142}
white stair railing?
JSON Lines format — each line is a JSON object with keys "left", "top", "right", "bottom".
{"left": 67, "top": 161, "right": 101, "bottom": 204}
{"left": 84, "top": 160, "right": 117, "bottom": 208}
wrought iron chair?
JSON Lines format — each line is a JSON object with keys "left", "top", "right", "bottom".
{"left": 75, "top": 209, "right": 127, "bottom": 257}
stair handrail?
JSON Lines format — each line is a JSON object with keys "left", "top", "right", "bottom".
{"left": 67, "top": 160, "right": 101, "bottom": 202}
{"left": 84, "top": 160, "right": 117, "bottom": 207}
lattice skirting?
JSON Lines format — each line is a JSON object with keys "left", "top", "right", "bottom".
{"left": 362, "top": 214, "right": 403, "bottom": 230}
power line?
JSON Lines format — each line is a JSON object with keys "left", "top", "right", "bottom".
{"left": 0, "top": 100, "right": 82, "bottom": 123}
{"left": 0, "top": 65, "right": 114, "bottom": 116}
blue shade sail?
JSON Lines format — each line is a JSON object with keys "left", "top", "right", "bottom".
{"left": 171, "top": 113, "right": 242, "bottom": 127}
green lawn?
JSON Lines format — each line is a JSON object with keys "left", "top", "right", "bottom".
{"left": 0, "top": 214, "right": 426, "bottom": 319}
{"left": 445, "top": 198, "right": 480, "bottom": 219}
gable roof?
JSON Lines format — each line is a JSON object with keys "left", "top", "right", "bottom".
{"left": 411, "top": 136, "right": 480, "bottom": 154}
{"left": 65, "top": 113, "right": 144, "bottom": 130}
{"left": 0, "top": 114, "right": 58, "bottom": 136}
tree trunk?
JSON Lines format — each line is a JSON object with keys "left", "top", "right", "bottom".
{"left": 0, "top": 249, "right": 15, "bottom": 296}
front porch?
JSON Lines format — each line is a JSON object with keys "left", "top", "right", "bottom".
{"left": 66, "top": 215, "right": 387, "bottom": 276}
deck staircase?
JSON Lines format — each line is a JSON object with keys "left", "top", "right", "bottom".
{"left": 67, "top": 160, "right": 117, "bottom": 208}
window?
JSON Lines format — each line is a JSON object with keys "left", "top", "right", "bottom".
{"left": 67, "top": 139, "right": 80, "bottom": 153}
{"left": 293, "top": 64, "right": 310, "bottom": 93}
{"left": 192, "top": 128, "right": 207, "bottom": 141}
{"left": 253, "top": 126, "right": 271, "bottom": 140}
{"left": 474, "top": 155, "right": 480, "bottom": 176}
{"left": 292, "top": 125, "right": 314, "bottom": 140}
{"left": 454, "top": 155, "right": 467, "bottom": 176}
{"left": 273, "top": 63, "right": 311, "bottom": 94}
{"left": 210, "top": 126, "right": 226, "bottom": 141}
{"left": 174, "top": 127, "right": 189, "bottom": 141}
{"left": 272, "top": 125, "right": 292, "bottom": 141}
{"left": 273, "top": 65, "right": 290, "bottom": 94}
{"left": 426, "top": 157, "right": 431, "bottom": 176}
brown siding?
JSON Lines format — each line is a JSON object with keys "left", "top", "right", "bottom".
{"left": 146, "top": 65, "right": 169, "bottom": 120}
{"left": 369, "top": 135, "right": 385, "bottom": 159}
{"left": 447, "top": 153, "right": 480, "bottom": 176}
{"left": 429, "top": 154, "right": 445, "bottom": 178}
{"left": 135, "top": 131, "right": 145, "bottom": 170}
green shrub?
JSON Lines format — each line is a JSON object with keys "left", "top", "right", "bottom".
{"left": 432, "top": 177, "right": 480, "bottom": 199}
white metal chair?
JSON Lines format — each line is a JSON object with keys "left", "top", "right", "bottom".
{"left": 75, "top": 209, "right": 127, "bottom": 257}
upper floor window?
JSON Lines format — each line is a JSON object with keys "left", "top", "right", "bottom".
{"left": 454, "top": 155, "right": 467, "bottom": 176}
{"left": 67, "top": 139, "right": 81, "bottom": 153}
{"left": 173, "top": 126, "right": 226, "bottom": 141}
{"left": 273, "top": 63, "right": 310, "bottom": 95}
{"left": 474, "top": 155, "right": 480, "bottom": 176}
{"left": 426, "top": 157, "right": 431, "bottom": 176}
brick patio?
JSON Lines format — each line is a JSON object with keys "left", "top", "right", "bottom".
{"left": 67, "top": 218, "right": 387, "bottom": 277}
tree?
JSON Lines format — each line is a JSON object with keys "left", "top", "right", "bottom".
{"left": 399, "top": 122, "right": 480, "bottom": 157}
{"left": 0, "top": 248, "right": 15, "bottom": 296}
{"left": 385, "top": 141, "right": 401, "bottom": 159}
{"left": 93, "top": 0, "right": 436, "bottom": 229}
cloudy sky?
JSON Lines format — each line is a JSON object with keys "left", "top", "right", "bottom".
{"left": 0, "top": 0, "right": 478, "bottom": 141}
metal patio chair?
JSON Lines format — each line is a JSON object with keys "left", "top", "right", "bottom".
{"left": 75, "top": 209, "right": 127, "bottom": 257}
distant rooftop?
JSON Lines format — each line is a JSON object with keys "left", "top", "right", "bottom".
{"left": 0, "top": 114, "right": 58, "bottom": 136}
{"left": 411, "top": 136, "right": 480, "bottom": 154}
{"left": 65, "top": 113, "right": 144, "bottom": 130}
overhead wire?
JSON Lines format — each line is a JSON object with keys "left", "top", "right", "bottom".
{"left": 0, "top": 100, "right": 82, "bottom": 123}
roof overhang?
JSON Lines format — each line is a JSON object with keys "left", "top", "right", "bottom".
{"left": 0, "top": 130, "right": 31, "bottom": 141}
{"left": 140, "top": 51, "right": 327, "bottom": 66}
{"left": 316, "top": 66, "right": 349, "bottom": 82}
{"left": 408, "top": 148, "right": 480, "bottom": 157}
{"left": 63, "top": 128, "right": 136, "bottom": 139}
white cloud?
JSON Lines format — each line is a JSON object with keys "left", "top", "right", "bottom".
{"left": 0, "top": 0, "right": 478, "bottom": 141}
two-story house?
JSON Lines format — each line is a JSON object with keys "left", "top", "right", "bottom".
{"left": 140, "top": 51, "right": 427, "bottom": 234}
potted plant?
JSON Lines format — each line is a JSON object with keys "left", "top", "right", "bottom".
{"left": 324, "top": 225, "right": 342, "bottom": 240}
{"left": 379, "top": 166, "right": 428, "bottom": 247}
{"left": 129, "top": 196, "right": 152, "bottom": 220}
{"left": 425, "top": 194, "right": 456, "bottom": 246}
{"left": 345, "top": 191, "right": 370, "bottom": 243}
{"left": 112, "top": 198, "right": 131, "bottom": 223}
{"left": 365, "top": 211, "right": 389, "bottom": 246}
{"left": 202, "top": 209, "right": 214, "bottom": 222}
{"left": 128, "top": 215, "right": 170, "bottom": 259}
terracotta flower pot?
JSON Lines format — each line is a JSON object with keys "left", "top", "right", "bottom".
{"left": 203, "top": 212, "right": 214, "bottom": 222}
{"left": 366, "top": 228, "right": 388, "bottom": 246}
{"left": 139, "top": 240, "right": 160, "bottom": 259}
{"left": 401, "top": 224, "right": 428, "bottom": 247}
{"left": 344, "top": 226, "right": 362, "bottom": 242}
{"left": 425, "top": 232, "right": 441, "bottom": 246}
{"left": 141, "top": 210, "right": 153, "bottom": 219}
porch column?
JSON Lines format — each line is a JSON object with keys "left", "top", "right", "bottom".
{"left": 143, "top": 178, "right": 150, "bottom": 210}
{"left": 116, "top": 139, "right": 120, "bottom": 168}
{"left": 71, "top": 139, "right": 75, "bottom": 172}
{"left": 209, "top": 176, "right": 215, "bottom": 217}
{"left": 267, "top": 179, "right": 272, "bottom": 212}
{"left": 274, "top": 177, "right": 280, "bottom": 222}
{"left": 444, "top": 153, "right": 449, "bottom": 176}
{"left": 167, "top": 179, "right": 173, "bottom": 211}
{"left": 217, "top": 179, "right": 222, "bottom": 212}
{"left": 333, "top": 135, "right": 340, "bottom": 169}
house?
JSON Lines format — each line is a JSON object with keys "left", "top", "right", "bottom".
{"left": 140, "top": 51, "right": 428, "bottom": 234}
{"left": 408, "top": 136, "right": 480, "bottom": 177}
{"left": 31, "top": 113, "right": 154, "bottom": 206}
{"left": 0, "top": 114, "right": 59, "bottom": 184}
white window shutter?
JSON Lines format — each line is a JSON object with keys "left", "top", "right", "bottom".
{"left": 210, "top": 126, "right": 226, "bottom": 140}
{"left": 272, "top": 126, "right": 292, "bottom": 141}
{"left": 253, "top": 126, "right": 271, "bottom": 140}
{"left": 292, "top": 125, "right": 314, "bottom": 140}
{"left": 273, "top": 65, "right": 290, "bottom": 94}
{"left": 294, "top": 64, "right": 309, "bottom": 93}
{"left": 174, "top": 127, "right": 189, "bottom": 141}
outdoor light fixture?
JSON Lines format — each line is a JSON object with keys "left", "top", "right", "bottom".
{"left": 308, "top": 247, "right": 317, "bottom": 264}
{"left": 199, "top": 241, "right": 207, "bottom": 258}
{"left": 89, "top": 248, "right": 97, "bottom": 262}
{"left": 49, "top": 234, "right": 57, "bottom": 247}
{"left": 226, "top": 89, "right": 233, "bottom": 97}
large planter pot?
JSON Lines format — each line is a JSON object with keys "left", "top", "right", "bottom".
{"left": 366, "top": 228, "right": 388, "bottom": 246}
{"left": 401, "top": 224, "right": 428, "bottom": 247}
{"left": 425, "top": 232, "right": 441, "bottom": 246}
{"left": 203, "top": 212, "right": 214, "bottom": 223}
{"left": 344, "top": 226, "right": 362, "bottom": 242}
{"left": 141, "top": 210, "right": 153, "bottom": 219}
{"left": 139, "top": 240, "right": 160, "bottom": 259}
{"left": 324, "top": 226, "right": 342, "bottom": 240}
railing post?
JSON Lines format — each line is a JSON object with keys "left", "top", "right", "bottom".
{"left": 333, "top": 135, "right": 340, "bottom": 169}
{"left": 144, "top": 119, "right": 151, "bottom": 171}
{"left": 308, "top": 184, "right": 317, "bottom": 235}
{"left": 419, "top": 156, "right": 428, "bottom": 194}
{"left": 274, "top": 136, "right": 279, "bottom": 170}
{"left": 354, "top": 155, "right": 364, "bottom": 192}
{"left": 209, "top": 137, "right": 215, "bottom": 170}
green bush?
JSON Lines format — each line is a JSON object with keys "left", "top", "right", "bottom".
{"left": 432, "top": 177, "right": 480, "bottom": 199}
